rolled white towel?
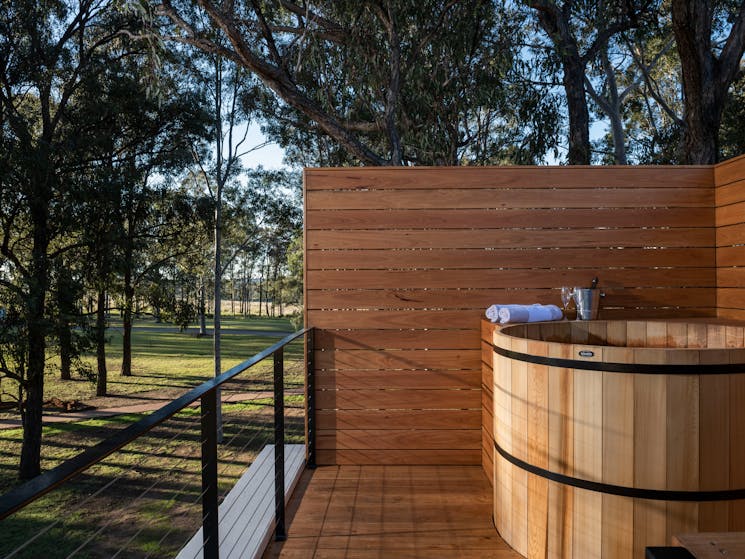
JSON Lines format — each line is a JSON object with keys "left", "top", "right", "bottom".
{"left": 526, "top": 305, "right": 555, "bottom": 322}
{"left": 546, "top": 304, "right": 563, "bottom": 320}
{"left": 499, "top": 304, "right": 564, "bottom": 324}
{"left": 485, "top": 304, "right": 501, "bottom": 322}
{"left": 499, "top": 305, "right": 529, "bottom": 323}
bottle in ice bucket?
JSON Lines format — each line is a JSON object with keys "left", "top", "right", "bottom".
{"left": 574, "top": 277, "right": 600, "bottom": 320}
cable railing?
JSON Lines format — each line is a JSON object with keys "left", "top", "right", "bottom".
{"left": 0, "top": 327, "right": 315, "bottom": 559}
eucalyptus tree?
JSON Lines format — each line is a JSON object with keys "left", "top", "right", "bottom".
{"left": 614, "top": 21, "right": 686, "bottom": 164}
{"left": 719, "top": 75, "right": 745, "bottom": 161}
{"left": 670, "top": 0, "right": 745, "bottom": 164}
{"left": 524, "top": 0, "right": 659, "bottom": 164}
{"left": 181, "top": 44, "right": 262, "bottom": 410}
{"left": 144, "top": 0, "right": 557, "bottom": 166}
{"left": 101, "top": 63, "right": 210, "bottom": 377}
{"left": 0, "top": 0, "right": 130, "bottom": 479}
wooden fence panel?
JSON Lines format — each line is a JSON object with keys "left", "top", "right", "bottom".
{"left": 305, "top": 165, "right": 718, "bottom": 467}
{"left": 716, "top": 154, "right": 745, "bottom": 321}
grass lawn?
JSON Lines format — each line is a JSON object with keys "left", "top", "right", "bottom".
{"left": 0, "top": 314, "right": 307, "bottom": 558}
{"left": 32, "top": 314, "right": 301, "bottom": 404}
{"left": 106, "top": 313, "right": 297, "bottom": 332}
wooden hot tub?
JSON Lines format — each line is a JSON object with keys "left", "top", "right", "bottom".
{"left": 489, "top": 320, "right": 745, "bottom": 559}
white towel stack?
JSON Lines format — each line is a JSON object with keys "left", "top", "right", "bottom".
{"left": 485, "top": 303, "right": 563, "bottom": 324}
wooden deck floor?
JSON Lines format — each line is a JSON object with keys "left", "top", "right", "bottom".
{"left": 262, "top": 465, "right": 521, "bottom": 559}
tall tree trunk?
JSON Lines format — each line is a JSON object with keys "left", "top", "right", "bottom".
{"left": 561, "top": 52, "right": 591, "bottom": 165}
{"left": 95, "top": 287, "right": 107, "bottom": 397}
{"left": 272, "top": 261, "right": 279, "bottom": 317}
{"left": 121, "top": 236, "right": 134, "bottom": 376}
{"left": 199, "top": 276, "right": 207, "bottom": 336}
{"left": 246, "top": 262, "right": 254, "bottom": 318}
{"left": 264, "top": 263, "right": 270, "bottom": 316}
{"left": 377, "top": 3, "right": 403, "bottom": 165}
{"left": 122, "top": 268, "right": 133, "bottom": 376}
{"left": 258, "top": 267, "right": 263, "bottom": 317}
{"left": 58, "top": 323, "right": 72, "bottom": 380}
{"left": 600, "top": 47, "right": 627, "bottom": 165}
{"left": 672, "top": 0, "right": 718, "bottom": 164}
{"left": 531, "top": 1, "right": 592, "bottom": 165}
{"left": 230, "top": 262, "right": 235, "bottom": 316}
{"left": 56, "top": 264, "right": 74, "bottom": 381}
{"left": 20, "top": 202, "right": 50, "bottom": 480}
{"left": 671, "top": 0, "right": 745, "bottom": 164}
{"left": 214, "top": 182, "right": 223, "bottom": 441}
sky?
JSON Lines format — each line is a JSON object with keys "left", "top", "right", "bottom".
{"left": 239, "top": 118, "right": 606, "bottom": 168}
{"left": 240, "top": 122, "right": 287, "bottom": 169}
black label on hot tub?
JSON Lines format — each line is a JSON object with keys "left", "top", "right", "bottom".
{"left": 579, "top": 350, "right": 595, "bottom": 358}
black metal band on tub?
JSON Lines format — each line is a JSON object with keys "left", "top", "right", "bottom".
{"left": 494, "top": 442, "right": 745, "bottom": 502}
{"left": 493, "top": 345, "right": 745, "bottom": 375}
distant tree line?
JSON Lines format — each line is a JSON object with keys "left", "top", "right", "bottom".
{"left": 2, "top": 0, "right": 745, "bottom": 481}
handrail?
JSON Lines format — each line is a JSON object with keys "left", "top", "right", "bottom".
{"left": 0, "top": 327, "right": 312, "bottom": 521}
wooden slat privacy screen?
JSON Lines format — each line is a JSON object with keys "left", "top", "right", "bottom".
{"left": 716, "top": 153, "right": 745, "bottom": 320}
{"left": 304, "top": 164, "right": 726, "bottom": 468}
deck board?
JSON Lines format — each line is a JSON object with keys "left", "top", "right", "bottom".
{"left": 177, "top": 444, "right": 305, "bottom": 559}
{"left": 263, "top": 465, "right": 521, "bottom": 559}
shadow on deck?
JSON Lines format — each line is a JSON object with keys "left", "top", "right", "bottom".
{"left": 263, "top": 465, "right": 521, "bottom": 559}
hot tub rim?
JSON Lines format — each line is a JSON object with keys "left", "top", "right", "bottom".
{"left": 495, "top": 319, "right": 745, "bottom": 371}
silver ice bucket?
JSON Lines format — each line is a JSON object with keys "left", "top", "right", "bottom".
{"left": 573, "top": 288, "right": 600, "bottom": 320}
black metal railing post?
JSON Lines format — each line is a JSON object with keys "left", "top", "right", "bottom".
{"left": 306, "top": 329, "right": 316, "bottom": 469}
{"left": 273, "top": 347, "right": 287, "bottom": 541}
{"left": 201, "top": 388, "right": 220, "bottom": 559}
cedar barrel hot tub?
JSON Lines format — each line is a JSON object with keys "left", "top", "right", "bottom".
{"left": 489, "top": 320, "right": 745, "bottom": 559}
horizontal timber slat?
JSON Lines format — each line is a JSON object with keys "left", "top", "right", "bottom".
{"left": 716, "top": 179, "right": 745, "bottom": 207}
{"left": 717, "top": 223, "right": 745, "bottom": 247}
{"left": 305, "top": 166, "right": 712, "bottom": 190}
{"left": 714, "top": 154, "right": 745, "bottom": 187}
{"left": 482, "top": 343, "right": 494, "bottom": 370}
{"left": 315, "top": 388, "right": 481, "bottom": 410}
{"left": 717, "top": 270, "right": 745, "bottom": 288}
{"left": 716, "top": 247, "right": 745, "bottom": 267}
{"left": 306, "top": 187, "right": 712, "bottom": 210}
{"left": 307, "top": 227, "right": 714, "bottom": 250}
{"left": 307, "top": 268, "right": 715, "bottom": 290}
{"left": 314, "top": 329, "right": 479, "bottom": 350}
{"left": 717, "top": 308, "right": 745, "bottom": 321}
{"left": 714, "top": 200, "right": 745, "bottom": 227}
{"left": 307, "top": 247, "right": 716, "bottom": 270}
{"left": 307, "top": 310, "right": 483, "bottom": 329}
{"left": 306, "top": 207, "right": 714, "bottom": 230}
{"left": 316, "top": 409, "right": 481, "bottom": 430}
{"left": 317, "top": 429, "right": 480, "bottom": 450}
{"left": 315, "top": 348, "right": 480, "bottom": 370}
{"left": 315, "top": 370, "right": 481, "bottom": 390}
{"left": 483, "top": 363, "right": 494, "bottom": 393}
{"left": 716, "top": 289, "right": 745, "bottom": 308}
{"left": 306, "top": 288, "right": 716, "bottom": 310}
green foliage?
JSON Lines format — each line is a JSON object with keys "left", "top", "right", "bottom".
{"left": 0, "top": 294, "right": 28, "bottom": 407}
{"left": 169, "top": 300, "right": 198, "bottom": 332}
{"left": 720, "top": 75, "right": 745, "bottom": 161}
